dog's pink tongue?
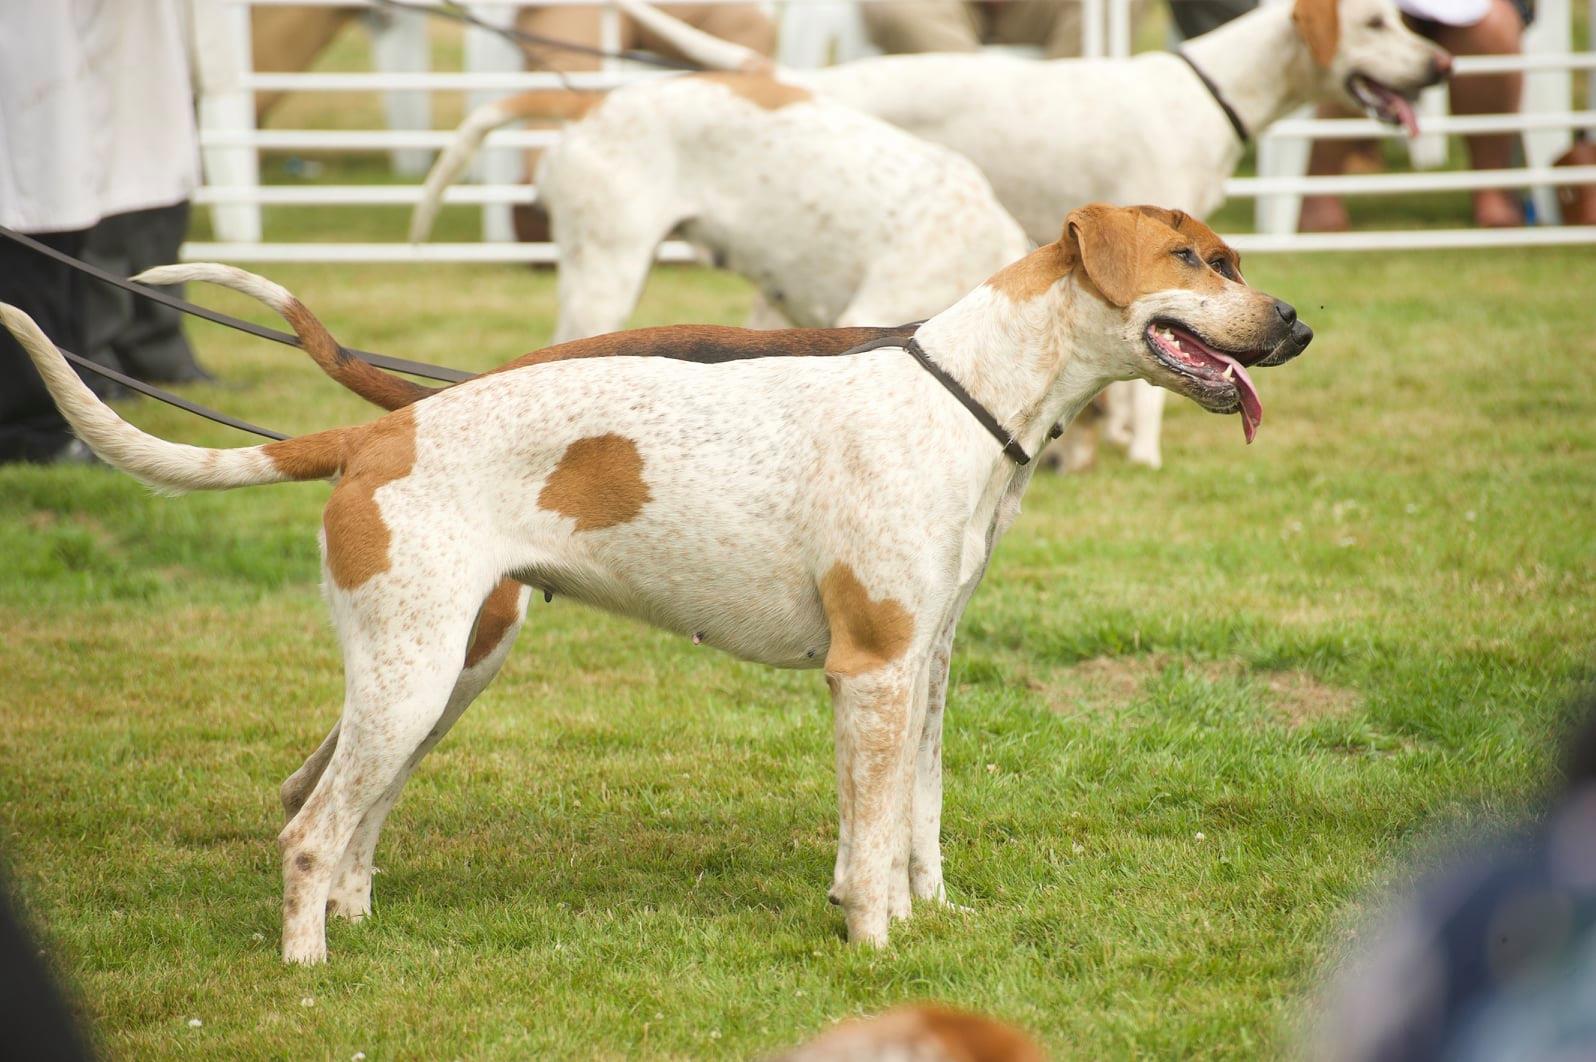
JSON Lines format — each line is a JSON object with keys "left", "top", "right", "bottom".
{"left": 1214, "top": 353, "right": 1263, "bottom": 444}
{"left": 1393, "top": 94, "right": 1420, "bottom": 138}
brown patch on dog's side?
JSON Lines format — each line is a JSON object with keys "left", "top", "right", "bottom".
{"left": 294, "top": 852, "right": 316, "bottom": 872}
{"left": 693, "top": 72, "right": 811, "bottom": 110}
{"left": 465, "top": 578, "right": 524, "bottom": 668}
{"left": 321, "top": 407, "right": 418, "bottom": 589}
{"left": 820, "top": 564, "right": 915, "bottom": 677}
{"left": 985, "top": 242, "right": 1073, "bottom": 302}
{"left": 1293, "top": 0, "right": 1342, "bottom": 67}
{"left": 538, "top": 434, "right": 652, "bottom": 532}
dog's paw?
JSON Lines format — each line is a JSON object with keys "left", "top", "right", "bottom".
{"left": 281, "top": 934, "right": 328, "bottom": 966}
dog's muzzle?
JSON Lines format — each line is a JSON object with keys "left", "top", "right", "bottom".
{"left": 1257, "top": 312, "right": 1314, "bottom": 368}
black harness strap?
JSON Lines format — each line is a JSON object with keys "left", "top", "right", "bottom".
{"left": 1174, "top": 50, "right": 1250, "bottom": 144}
{"left": 906, "top": 337, "right": 1032, "bottom": 465}
{"left": 0, "top": 226, "right": 471, "bottom": 383}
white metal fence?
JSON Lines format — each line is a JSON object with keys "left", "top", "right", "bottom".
{"left": 186, "top": 0, "right": 1596, "bottom": 262}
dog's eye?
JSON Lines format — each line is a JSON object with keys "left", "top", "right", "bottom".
{"left": 1209, "top": 258, "right": 1235, "bottom": 279}
{"left": 1172, "top": 247, "right": 1200, "bottom": 266}
{"left": 1365, "top": 14, "right": 1385, "bottom": 28}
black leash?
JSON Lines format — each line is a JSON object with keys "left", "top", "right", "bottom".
{"left": 58, "top": 347, "right": 288, "bottom": 441}
{"left": 367, "top": 0, "right": 700, "bottom": 72}
{"left": 6, "top": 228, "right": 1047, "bottom": 458}
{"left": 1174, "top": 50, "right": 1249, "bottom": 144}
{"left": 0, "top": 226, "right": 470, "bottom": 384}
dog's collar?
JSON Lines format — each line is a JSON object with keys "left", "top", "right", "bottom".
{"left": 1174, "top": 50, "right": 1249, "bottom": 144}
{"left": 905, "top": 337, "right": 1034, "bottom": 465}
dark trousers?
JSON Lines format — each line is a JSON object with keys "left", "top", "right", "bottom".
{"left": 0, "top": 229, "right": 91, "bottom": 463}
{"left": 81, "top": 202, "right": 204, "bottom": 383}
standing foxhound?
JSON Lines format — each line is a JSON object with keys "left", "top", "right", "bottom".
{"left": 408, "top": 73, "right": 1030, "bottom": 343}
{"left": 620, "top": 0, "right": 1447, "bottom": 469}
{"left": 4, "top": 204, "right": 1311, "bottom": 963}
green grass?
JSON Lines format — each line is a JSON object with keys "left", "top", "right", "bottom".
{"left": 2, "top": 245, "right": 1593, "bottom": 1058}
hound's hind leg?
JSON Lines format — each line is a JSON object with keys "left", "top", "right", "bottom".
{"left": 323, "top": 580, "right": 533, "bottom": 922}
{"left": 277, "top": 572, "right": 491, "bottom": 965}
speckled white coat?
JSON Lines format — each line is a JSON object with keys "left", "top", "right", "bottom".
{"left": 0, "top": 206, "right": 1310, "bottom": 963}
{"left": 412, "top": 76, "right": 1031, "bottom": 342}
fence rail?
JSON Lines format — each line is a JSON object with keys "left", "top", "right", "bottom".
{"left": 187, "top": 0, "right": 1596, "bottom": 262}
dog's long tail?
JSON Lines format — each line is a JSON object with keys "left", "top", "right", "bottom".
{"left": 609, "top": 0, "right": 777, "bottom": 74}
{"left": 408, "top": 89, "right": 602, "bottom": 245}
{"left": 132, "top": 263, "right": 435, "bottom": 411}
{"left": 0, "top": 301, "right": 355, "bottom": 493}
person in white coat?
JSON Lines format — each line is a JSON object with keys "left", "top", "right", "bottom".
{"left": 0, "top": 0, "right": 203, "bottom": 463}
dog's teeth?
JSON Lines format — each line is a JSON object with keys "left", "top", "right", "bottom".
{"left": 1222, "top": 364, "right": 1234, "bottom": 380}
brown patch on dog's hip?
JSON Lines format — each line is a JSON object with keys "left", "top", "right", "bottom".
{"left": 538, "top": 434, "right": 652, "bottom": 532}
{"left": 820, "top": 563, "right": 915, "bottom": 676}
{"left": 322, "top": 407, "right": 417, "bottom": 590}
{"left": 465, "top": 578, "right": 525, "bottom": 668}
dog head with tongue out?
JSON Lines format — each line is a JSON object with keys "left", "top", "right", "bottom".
{"left": 1293, "top": 0, "right": 1452, "bottom": 138}
{"left": 1062, "top": 204, "right": 1313, "bottom": 445}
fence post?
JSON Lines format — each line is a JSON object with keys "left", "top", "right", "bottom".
{"left": 368, "top": 8, "right": 435, "bottom": 178}
{"left": 1522, "top": 0, "right": 1573, "bottom": 222}
{"left": 191, "top": 0, "right": 262, "bottom": 243}
{"left": 465, "top": 3, "right": 522, "bottom": 242}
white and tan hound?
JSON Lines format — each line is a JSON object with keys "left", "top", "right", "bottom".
{"left": 4, "top": 204, "right": 1311, "bottom": 964}
{"left": 408, "top": 73, "right": 1030, "bottom": 343}
{"left": 621, "top": 0, "right": 1447, "bottom": 470}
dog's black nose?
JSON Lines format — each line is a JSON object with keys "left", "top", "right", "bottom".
{"left": 1274, "top": 300, "right": 1298, "bottom": 325}
{"left": 1291, "top": 319, "right": 1314, "bottom": 348}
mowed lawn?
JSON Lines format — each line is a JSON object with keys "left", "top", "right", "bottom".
{"left": 1, "top": 245, "right": 1593, "bottom": 1059}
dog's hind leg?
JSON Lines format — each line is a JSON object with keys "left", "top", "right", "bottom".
{"left": 277, "top": 577, "right": 488, "bottom": 965}
{"left": 282, "top": 722, "right": 339, "bottom": 821}
{"left": 324, "top": 580, "right": 532, "bottom": 922}
{"left": 547, "top": 201, "right": 678, "bottom": 344}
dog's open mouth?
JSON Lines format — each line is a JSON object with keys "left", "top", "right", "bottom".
{"left": 1145, "top": 322, "right": 1265, "bottom": 444}
{"left": 1347, "top": 74, "right": 1420, "bottom": 136}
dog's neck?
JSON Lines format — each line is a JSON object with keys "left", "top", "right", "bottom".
{"left": 913, "top": 266, "right": 1118, "bottom": 463}
{"left": 1185, "top": 2, "right": 1321, "bottom": 137}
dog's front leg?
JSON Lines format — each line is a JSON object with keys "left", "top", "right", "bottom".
{"left": 830, "top": 659, "right": 925, "bottom": 946}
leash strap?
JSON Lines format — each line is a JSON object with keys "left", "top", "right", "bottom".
{"left": 369, "top": 0, "right": 699, "bottom": 71}
{"left": 1174, "top": 50, "right": 1249, "bottom": 144}
{"left": 0, "top": 226, "right": 471, "bottom": 384}
{"left": 905, "top": 338, "right": 1031, "bottom": 465}
{"left": 58, "top": 348, "right": 288, "bottom": 441}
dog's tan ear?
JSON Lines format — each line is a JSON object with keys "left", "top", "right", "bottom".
{"left": 1063, "top": 204, "right": 1144, "bottom": 308}
{"left": 1293, "top": 0, "right": 1341, "bottom": 68}
{"left": 1131, "top": 205, "right": 1189, "bottom": 232}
